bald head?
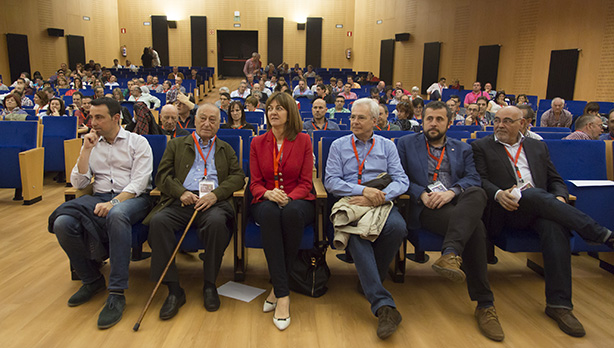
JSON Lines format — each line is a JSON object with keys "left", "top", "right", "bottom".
{"left": 160, "top": 104, "right": 179, "bottom": 131}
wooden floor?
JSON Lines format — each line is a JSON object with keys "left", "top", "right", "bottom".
{"left": 2, "top": 82, "right": 614, "bottom": 347}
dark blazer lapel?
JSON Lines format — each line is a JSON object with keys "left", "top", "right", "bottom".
{"left": 415, "top": 134, "right": 429, "bottom": 185}
{"left": 490, "top": 135, "right": 517, "bottom": 181}
{"left": 446, "top": 137, "right": 459, "bottom": 181}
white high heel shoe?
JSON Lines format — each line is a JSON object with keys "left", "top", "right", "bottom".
{"left": 263, "top": 300, "right": 277, "bottom": 313}
{"left": 273, "top": 316, "right": 291, "bottom": 331}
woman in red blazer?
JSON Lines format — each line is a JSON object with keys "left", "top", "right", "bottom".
{"left": 250, "top": 92, "right": 315, "bottom": 331}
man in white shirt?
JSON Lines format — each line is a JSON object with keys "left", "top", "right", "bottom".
{"left": 230, "top": 81, "right": 251, "bottom": 99}
{"left": 50, "top": 97, "right": 154, "bottom": 329}
{"left": 104, "top": 75, "right": 120, "bottom": 88}
{"left": 129, "top": 86, "right": 161, "bottom": 109}
{"left": 426, "top": 77, "right": 446, "bottom": 101}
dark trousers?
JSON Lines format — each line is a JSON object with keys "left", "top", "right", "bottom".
{"left": 148, "top": 200, "right": 234, "bottom": 285}
{"left": 252, "top": 199, "right": 315, "bottom": 298}
{"left": 420, "top": 187, "right": 494, "bottom": 305}
{"left": 499, "top": 188, "right": 609, "bottom": 308}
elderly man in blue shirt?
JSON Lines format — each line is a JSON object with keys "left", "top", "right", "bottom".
{"left": 325, "top": 98, "right": 409, "bottom": 340}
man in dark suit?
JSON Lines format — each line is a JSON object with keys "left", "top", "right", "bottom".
{"left": 144, "top": 103, "right": 245, "bottom": 319}
{"left": 471, "top": 106, "right": 613, "bottom": 338}
{"left": 397, "top": 101, "right": 504, "bottom": 342}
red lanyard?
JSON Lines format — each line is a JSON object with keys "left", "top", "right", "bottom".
{"left": 376, "top": 124, "right": 390, "bottom": 131}
{"left": 503, "top": 142, "right": 524, "bottom": 181}
{"left": 273, "top": 140, "right": 286, "bottom": 188}
{"left": 192, "top": 132, "right": 216, "bottom": 177}
{"left": 173, "top": 129, "right": 176, "bottom": 138}
{"left": 178, "top": 116, "right": 190, "bottom": 129}
{"left": 351, "top": 137, "right": 375, "bottom": 184}
{"left": 426, "top": 141, "right": 446, "bottom": 182}
{"left": 312, "top": 121, "right": 327, "bottom": 130}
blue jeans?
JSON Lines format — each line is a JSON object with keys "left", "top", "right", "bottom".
{"left": 53, "top": 193, "right": 153, "bottom": 290}
{"left": 347, "top": 206, "right": 407, "bottom": 315}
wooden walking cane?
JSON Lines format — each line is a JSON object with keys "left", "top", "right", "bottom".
{"left": 133, "top": 209, "right": 199, "bottom": 331}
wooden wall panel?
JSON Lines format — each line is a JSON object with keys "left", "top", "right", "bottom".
{"left": 2, "top": 0, "right": 614, "bottom": 101}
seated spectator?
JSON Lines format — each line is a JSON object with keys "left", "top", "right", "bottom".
{"left": 166, "top": 77, "right": 186, "bottom": 103}
{"left": 339, "top": 83, "right": 358, "bottom": 101}
{"left": 129, "top": 86, "right": 161, "bottom": 109}
{"left": 366, "top": 72, "right": 380, "bottom": 83}
{"left": 310, "top": 76, "right": 324, "bottom": 92}
{"left": 148, "top": 76, "right": 161, "bottom": 91}
{"left": 456, "top": 103, "right": 480, "bottom": 126}
{"left": 231, "top": 81, "right": 251, "bottom": 99}
{"left": 221, "top": 100, "right": 256, "bottom": 132}
{"left": 448, "top": 79, "right": 461, "bottom": 90}
{"left": 218, "top": 92, "right": 231, "bottom": 115}
{"left": 189, "top": 69, "right": 203, "bottom": 86}
{"left": 105, "top": 76, "right": 120, "bottom": 88}
{"left": 446, "top": 99, "right": 464, "bottom": 123}
{"left": 276, "top": 62, "right": 290, "bottom": 75}
{"left": 292, "top": 68, "right": 304, "bottom": 81}
{"left": 412, "top": 98, "right": 425, "bottom": 122}
{"left": 327, "top": 95, "right": 350, "bottom": 118}
{"left": 265, "top": 63, "right": 277, "bottom": 79}
{"left": 463, "top": 82, "right": 490, "bottom": 106}
{"left": 540, "top": 97, "right": 572, "bottom": 127}
{"left": 292, "top": 78, "right": 314, "bottom": 98}
{"left": 426, "top": 77, "right": 446, "bottom": 100}
{"left": 251, "top": 83, "right": 269, "bottom": 103}
{"left": 128, "top": 102, "right": 163, "bottom": 135}
{"left": 111, "top": 59, "right": 123, "bottom": 69}
{"left": 484, "top": 83, "right": 496, "bottom": 99}
{"left": 40, "top": 97, "right": 67, "bottom": 117}
{"left": 303, "top": 98, "right": 340, "bottom": 134}
{"left": 246, "top": 73, "right": 256, "bottom": 89}
{"left": 245, "top": 95, "right": 264, "bottom": 112}
{"left": 0, "top": 76, "right": 10, "bottom": 91}
{"left": 265, "top": 75, "right": 278, "bottom": 90}
{"left": 57, "top": 77, "right": 71, "bottom": 89}
{"left": 516, "top": 94, "right": 529, "bottom": 106}
{"left": 167, "top": 66, "right": 185, "bottom": 80}
{"left": 34, "top": 91, "right": 49, "bottom": 116}
{"left": 94, "top": 87, "right": 105, "bottom": 100}
{"left": 375, "top": 103, "right": 400, "bottom": 131}
{"left": 584, "top": 101, "right": 607, "bottom": 125}
{"left": 382, "top": 86, "right": 394, "bottom": 104}
{"left": 487, "top": 91, "right": 508, "bottom": 114}
{"left": 250, "top": 92, "right": 314, "bottom": 331}
{"left": 517, "top": 104, "right": 543, "bottom": 140}
{"left": 347, "top": 76, "right": 361, "bottom": 89}
{"left": 314, "top": 83, "right": 334, "bottom": 104}
{"left": 305, "top": 65, "right": 316, "bottom": 78}
{"left": 477, "top": 96, "right": 493, "bottom": 125}
{"left": 410, "top": 86, "right": 422, "bottom": 102}
{"left": 471, "top": 106, "right": 614, "bottom": 338}
{"left": 393, "top": 102, "right": 420, "bottom": 132}
{"left": 600, "top": 109, "right": 614, "bottom": 140}
{"left": 13, "top": 78, "right": 34, "bottom": 106}
{"left": 332, "top": 79, "right": 344, "bottom": 94}
{"left": 158, "top": 104, "right": 189, "bottom": 138}
{"left": 391, "top": 88, "right": 408, "bottom": 105}
{"left": 376, "top": 81, "right": 386, "bottom": 95}
{"left": 1, "top": 93, "right": 28, "bottom": 120}
{"left": 175, "top": 93, "right": 199, "bottom": 129}
{"left": 324, "top": 98, "right": 409, "bottom": 339}
{"left": 562, "top": 115, "right": 602, "bottom": 140}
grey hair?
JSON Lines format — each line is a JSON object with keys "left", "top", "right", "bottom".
{"left": 219, "top": 87, "right": 230, "bottom": 93}
{"left": 352, "top": 98, "right": 379, "bottom": 119}
{"left": 551, "top": 97, "right": 565, "bottom": 106}
{"left": 411, "top": 86, "right": 420, "bottom": 93}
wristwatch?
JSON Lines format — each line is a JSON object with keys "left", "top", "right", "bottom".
{"left": 110, "top": 198, "right": 120, "bottom": 206}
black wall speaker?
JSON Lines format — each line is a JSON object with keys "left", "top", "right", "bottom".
{"left": 395, "top": 33, "right": 410, "bottom": 42}
{"left": 47, "top": 28, "right": 64, "bottom": 37}
{"left": 168, "top": 21, "right": 177, "bottom": 29}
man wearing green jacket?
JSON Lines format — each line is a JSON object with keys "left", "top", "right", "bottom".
{"left": 145, "top": 103, "right": 245, "bottom": 319}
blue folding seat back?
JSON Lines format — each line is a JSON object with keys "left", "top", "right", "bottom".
{"left": 493, "top": 228, "right": 541, "bottom": 252}
{"left": 121, "top": 102, "right": 134, "bottom": 119}
{"left": 566, "top": 100, "right": 587, "bottom": 116}
{"left": 374, "top": 130, "right": 414, "bottom": 140}
{"left": 312, "top": 130, "right": 352, "bottom": 174}
{"left": 42, "top": 116, "right": 78, "bottom": 172}
{"left": 216, "top": 128, "right": 252, "bottom": 176}
{"left": 531, "top": 127, "right": 570, "bottom": 133}
{"left": 449, "top": 125, "right": 482, "bottom": 133}
{"left": 536, "top": 132, "right": 570, "bottom": 139}
{"left": 0, "top": 121, "right": 38, "bottom": 188}
{"left": 142, "top": 134, "right": 167, "bottom": 185}
{"left": 544, "top": 140, "right": 606, "bottom": 180}
{"left": 446, "top": 130, "right": 471, "bottom": 139}
{"left": 475, "top": 131, "right": 493, "bottom": 138}
{"left": 407, "top": 228, "right": 444, "bottom": 253}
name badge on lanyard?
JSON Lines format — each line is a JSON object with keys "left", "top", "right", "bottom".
{"left": 193, "top": 132, "right": 217, "bottom": 197}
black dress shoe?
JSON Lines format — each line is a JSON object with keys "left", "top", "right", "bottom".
{"left": 160, "top": 290, "right": 186, "bottom": 320}
{"left": 68, "top": 276, "right": 106, "bottom": 307}
{"left": 203, "top": 286, "right": 220, "bottom": 312}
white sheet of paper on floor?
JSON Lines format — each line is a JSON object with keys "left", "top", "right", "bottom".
{"left": 217, "top": 281, "right": 266, "bottom": 302}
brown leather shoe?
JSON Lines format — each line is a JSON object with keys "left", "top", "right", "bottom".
{"left": 376, "top": 306, "right": 402, "bottom": 339}
{"left": 432, "top": 253, "right": 466, "bottom": 283}
{"left": 545, "top": 307, "right": 585, "bottom": 337}
{"left": 475, "top": 306, "right": 505, "bottom": 341}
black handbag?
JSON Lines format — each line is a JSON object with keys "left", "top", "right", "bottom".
{"left": 288, "top": 240, "right": 331, "bottom": 297}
